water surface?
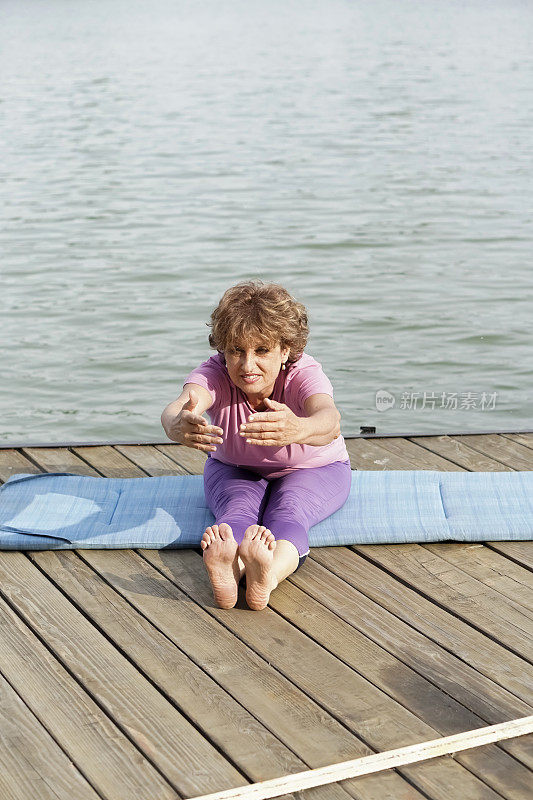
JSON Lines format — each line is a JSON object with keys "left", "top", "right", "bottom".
{"left": 2, "top": 0, "right": 532, "bottom": 442}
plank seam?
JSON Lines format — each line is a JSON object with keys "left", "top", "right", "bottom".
{"left": 275, "top": 571, "right": 533, "bottom": 780}
{"left": 136, "top": 550, "right": 392, "bottom": 750}
{"left": 64, "top": 447, "right": 107, "bottom": 477}
{"left": 500, "top": 433, "right": 533, "bottom": 452}
{"left": 351, "top": 545, "right": 533, "bottom": 666}
{"left": 140, "top": 549, "right": 515, "bottom": 800}
{"left": 3, "top": 552, "right": 197, "bottom": 798}
{"left": 0, "top": 662, "right": 108, "bottom": 800}
{"left": 485, "top": 543, "right": 533, "bottom": 575}
{"left": 448, "top": 435, "right": 533, "bottom": 471}
{"left": 366, "top": 437, "right": 461, "bottom": 471}
{"left": 28, "top": 548, "right": 251, "bottom": 790}
{"left": 314, "top": 548, "right": 533, "bottom": 707}
{"left": 153, "top": 445, "right": 202, "bottom": 474}
{"left": 2, "top": 451, "right": 46, "bottom": 479}
{"left": 419, "top": 543, "right": 533, "bottom": 613}
{"left": 187, "top": 716, "right": 533, "bottom": 800}
{"left": 404, "top": 436, "right": 486, "bottom": 470}
{"left": 108, "top": 445, "right": 153, "bottom": 476}
{"left": 65, "top": 445, "right": 148, "bottom": 478}
{"left": 71, "top": 548, "right": 326, "bottom": 792}
{"left": 301, "top": 554, "right": 533, "bottom": 716}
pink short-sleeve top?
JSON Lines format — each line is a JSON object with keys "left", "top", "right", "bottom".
{"left": 183, "top": 351, "right": 350, "bottom": 480}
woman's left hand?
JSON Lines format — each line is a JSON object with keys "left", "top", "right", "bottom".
{"left": 239, "top": 397, "right": 305, "bottom": 447}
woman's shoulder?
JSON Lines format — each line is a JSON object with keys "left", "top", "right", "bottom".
{"left": 183, "top": 352, "right": 229, "bottom": 394}
{"left": 285, "top": 351, "right": 334, "bottom": 400}
{"left": 287, "top": 351, "right": 328, "bottom": 375}
{"left": 206, "top": 352, "right": 227, "bottom": 370}
{"left": 187, "top": 352, "right": 227, "bottom": 376}
{"left": 183, "top": 352, "right": 232, "bottom": 413}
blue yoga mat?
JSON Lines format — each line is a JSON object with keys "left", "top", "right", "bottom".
{"left": 0, "top": 470, "right": 532, "bottom": 550}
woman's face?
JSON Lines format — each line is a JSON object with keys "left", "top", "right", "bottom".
{"left": 224, "top": 338, "right": 290, "bottom": 399}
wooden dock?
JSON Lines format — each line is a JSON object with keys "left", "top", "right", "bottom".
{"left": 0, "top": 432, "right": 532, "bottom": 800}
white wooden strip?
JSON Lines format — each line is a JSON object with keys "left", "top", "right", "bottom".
{"left": 189, "top": 715, "right": 533, "bottom": 800}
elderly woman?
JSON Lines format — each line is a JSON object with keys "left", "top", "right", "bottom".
{"left": 161, "top": 280, "right": 351, "bottom": 610}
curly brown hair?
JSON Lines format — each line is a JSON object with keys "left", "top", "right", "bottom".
{"left": 207, "top": 280, "right": 309, "bottom": 363}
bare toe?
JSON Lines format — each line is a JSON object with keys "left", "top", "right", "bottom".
{"left": 260, "top": 528, "right": 276, "bottom": 550}
{"left": 200, "top": 526, "right": 213, "bottom": 550}
{"left": 244, "top": 524, "right": 260, "bottom": 540}
{"left": 218, "top": 522, "right": 233, "bottom": 540}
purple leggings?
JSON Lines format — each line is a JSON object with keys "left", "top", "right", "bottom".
{"left": 203, "top": 456, "right": 352, "bottom": 570}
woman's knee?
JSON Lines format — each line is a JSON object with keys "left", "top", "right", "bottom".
{"left": 269, "top": 462, "right": 351, "bottom": 521}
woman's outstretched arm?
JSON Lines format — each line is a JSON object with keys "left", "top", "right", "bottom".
{"left": 299, "top": 393, "right": 341, "bottom": 446}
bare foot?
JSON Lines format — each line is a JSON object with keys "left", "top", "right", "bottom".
{"left": 239, "top": 525, "right": 277, "bottom": 610}
{"left": 201, "top": 523, "right": 240, "bottom": 609}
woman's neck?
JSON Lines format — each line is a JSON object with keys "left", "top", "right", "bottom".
{"left": 246, "top": 395, "right": 270, "bottom": 412}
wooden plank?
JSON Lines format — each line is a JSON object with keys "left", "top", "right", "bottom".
{"left": 0, "top": 583, "right": 178, "bottom": 800}
{"left": 310, "top": 546, "right": 533, "bottom": 705}
{"left": 21, "top": 447, "right": 100, "bottom": 476}
{"left": 124, "top": 443, "right": 531, "bottom": 788}
{"left": 0, "top": 440, "right": 173, "bottom": 449}
{"left": 1, "top": 438, "right": 531, "bottom": 798}
{"left": 289, "top": 557, "right": 533, "bottom": 766}
{"left": 70, "top": 445, "right": 147, "bottom": 477}
{"left": 155, "top": 443, "right": 208, "bottom": 475}
{"left": 344, "top": 439, "right": 415, "bottom": 470}
{"left": 189, "top": 716, "right": 533, "bottom": 800}
{"left": 447, "top": 435, "right": 533, "bottom": 470}
{"left": 266, "top": 577, "right": 533, "bottom": 795}
{"left": 342, "top": 432, "right": 533, "bottom": 658}
{"left": 0, "top": 551, "right": 245, "bottom": 798}
{"left": 502, "top": 433, "right": 533, "bottom": 451}
{"left": 82, "top": 547, "right": 424, "bottom": 800}
{"left": 361, "top": 437, "right": 465, "bottom": 471}
{"left": 0, "top": 449, "right": 41, "bottom": 483}
{"left": 28, "top": 549, "right": 337, "bottom": 800}
{"left": 140, "top": 548, "right": 507, "bottom": 800}
{"left": 346, "top": 434, "right": 533, "bottom": 603}
{"left": 0, "top": 671, "right": 101, "bottom": 800}
{"left": 352, "top": 542, "right": 533, "bottom": 660}
{"left": 2, "top": 432, "right": 532, "bottom": 450}
{"left": 407, "top": 435, "right": 514, "bottom": 471}
{"left": 2, "top": 445, "right": 419, "bottom": 798}
{"left": 115, "top": 444, "right": 189, "bottom": 475}
{"left": 488, "top": 542, "right": 533, "bottom": 571}
{"left": 422, "top": 543, "right": 533, "bottom": 610}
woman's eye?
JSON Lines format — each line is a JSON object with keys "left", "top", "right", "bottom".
{"left": 230, "top": 347, "right": 268, "bottom": 354}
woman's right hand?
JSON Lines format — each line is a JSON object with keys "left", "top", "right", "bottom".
{"left": 166, "top": 390, "right": 224, "bottom": 453}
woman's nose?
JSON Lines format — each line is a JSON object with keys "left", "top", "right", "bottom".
{"left": 242, "top": 353, "right": 257, "bottom": 371}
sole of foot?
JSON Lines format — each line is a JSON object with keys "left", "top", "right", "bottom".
{"left": 201, "top": 523, "right": 240, "bottom": 609}
{"left": 239, "top": 524, "right": 276, "bottom": 611}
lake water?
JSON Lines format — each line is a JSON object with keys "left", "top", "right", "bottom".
{"left": 2, "top": 0, "right": 532, "bottom": 443}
